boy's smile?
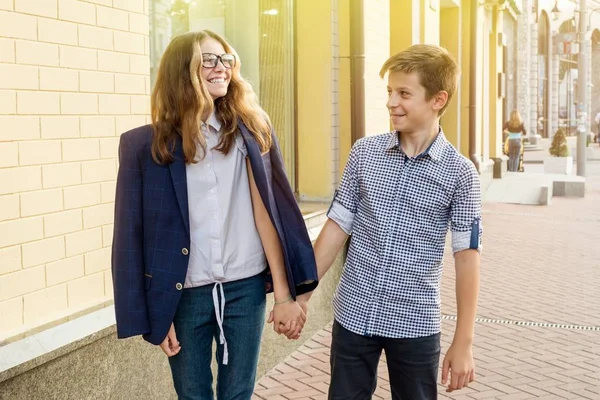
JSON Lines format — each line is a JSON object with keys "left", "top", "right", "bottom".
{"left": 386, "top": 71, "right": 447, "bottom": 135}
{"left": 387, "top": 71, "right": 432, "bottom": 133}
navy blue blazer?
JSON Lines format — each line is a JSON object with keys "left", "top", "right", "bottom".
{"left": 111, "top": 123, "right": 318, "bottom": 345}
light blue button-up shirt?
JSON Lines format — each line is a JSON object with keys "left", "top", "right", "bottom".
{"left": 184, "top": 113, "right": 266, "bottom": 289}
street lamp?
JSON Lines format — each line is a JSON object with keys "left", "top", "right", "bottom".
{"left": 550, "top": 0, "right": 589, "bottom": 176}
{"left": 586, "top": 8, "right": 600, "bottom": 29}
{"left": 577, "top": 0, "right": 588, "bottom": 177}
{"left": 568, "top": 2, "right": 600, "bottom": 175}
{"left": 552, "top": 0, "right": 561, "bottom": 20}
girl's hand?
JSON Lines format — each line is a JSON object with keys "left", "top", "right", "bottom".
{"left": 159, "top": 323, "right": 181, "bottom": 357}
{"left": 270, "top": 300, "right": 306, "bottom": 340}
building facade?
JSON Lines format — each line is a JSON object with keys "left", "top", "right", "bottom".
{"left": 1, "top": 0, "right": 151, "bottom": 343}
{"left": 518, "top": 0, "right": 600, "bottom": 139}
{"left": 1, "top": 0, "right": 524, "bottom": 348}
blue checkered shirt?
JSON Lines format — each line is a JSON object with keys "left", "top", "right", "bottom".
{"left": 328, "top": 129, "right": 482, "bottom": 338}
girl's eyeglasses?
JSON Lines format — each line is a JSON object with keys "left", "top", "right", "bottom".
{"left": 202, "top": 53, "right": 236, "bottom": 69}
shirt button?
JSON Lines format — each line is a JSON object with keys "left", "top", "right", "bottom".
{"left": 209, "top": 188, "right": 214, "bottom": 194}
{"left": 176, "top": 283, "right": 183, "bottom": 290}
{"left": 182, "top": 248, "right": 189, "bottom": 255}
{"left": 207, "top": 163, "right": 211, "bottom": 168}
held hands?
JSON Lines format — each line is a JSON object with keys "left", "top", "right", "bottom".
{"left": 441, "top": 342, "right": 475, "bottom": 392}
{"left": 267, "top": 293, "right": 311, "bottom": 340}
{"left": 160, "top": 295, "right": 311, "bottom": 358}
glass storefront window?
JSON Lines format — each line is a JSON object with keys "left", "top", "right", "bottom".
{"left": 149, "top": 0, "right": 296, "bottom": 189}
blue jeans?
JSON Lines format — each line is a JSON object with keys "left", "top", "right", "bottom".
{"left": 329, "top": 320, "right": 441, "bottom": 400}
{"left": 168, "top": 274, "right": 266, "bottom": 400}
{"left": 508, "top": 138, "right": 522, "bottom": 172}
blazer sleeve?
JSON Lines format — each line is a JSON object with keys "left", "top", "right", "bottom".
{"left": 269, "top": 132, "right": 319, "bottom": 297}
{"left": 111, "top": 133, "right": 150, "bottom": 338}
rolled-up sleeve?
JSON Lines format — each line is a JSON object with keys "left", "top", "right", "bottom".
{"left": 327, "top": 140, "right": 362, "bottom": 235}
{"left": 450, "top": 161, "right": 483, "bottom": 254}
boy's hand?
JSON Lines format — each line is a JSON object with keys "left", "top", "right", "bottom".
{"left": 441, "top": 342, "right": 475, "bottom": 392}
{"left": 268, "top": 300, "right": 306, "bottom": 340}
{"left": 296, "top": 292, "right": 311, "bottom": 316}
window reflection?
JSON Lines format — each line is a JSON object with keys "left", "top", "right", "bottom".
{"left": 149, "top": 0, "right": 296, "bottom": 188}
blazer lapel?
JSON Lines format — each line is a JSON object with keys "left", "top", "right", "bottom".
{"left": 168, "top": 136, "right": 190, "bottom": 235}
{"left": 238, "top": 122, "right": 257, "bottom": 153}
{"left": 239, "top": 122, "right": 273, "bottom": 212}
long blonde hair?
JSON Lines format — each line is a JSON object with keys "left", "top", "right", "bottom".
{"left": 151, "top": 30, "right": 272, "bottom": 164}
{"left": 507, "top": 109, "right": 523, "bottom": 130}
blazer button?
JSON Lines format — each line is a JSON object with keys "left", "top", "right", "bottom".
{"left": 182, "top": 248, "right": 189, "bottom": 255}
{"left": 176, "top": 283, "right": 183, "bottom": 290}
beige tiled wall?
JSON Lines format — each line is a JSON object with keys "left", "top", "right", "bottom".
{"left": 0, "top": 0, "right": 150, "bottom": 342}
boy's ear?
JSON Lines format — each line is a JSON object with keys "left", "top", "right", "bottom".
{"left": 431, "top": 90, "right": 449, "bottom": 112}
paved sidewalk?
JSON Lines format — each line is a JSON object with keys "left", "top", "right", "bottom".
{"left": 254, "top": 164, "right": 600, "bottom": 399}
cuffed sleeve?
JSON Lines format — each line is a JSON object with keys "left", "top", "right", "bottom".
{"left": 450, "top": 161, "right": 483, "bottom": 254}
{"left": 326, "top": 140, "right": 361, "bottom": 235}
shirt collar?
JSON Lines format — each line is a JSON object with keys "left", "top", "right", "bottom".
{"left": 204, "top": 111, "right": 222, "bottom": 133}
{"left": 386, "top": 127, "right": 447, "bottom": 162}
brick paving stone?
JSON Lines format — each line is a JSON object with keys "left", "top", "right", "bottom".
{"left": 259, "top": 377, "right": 285, "bottom": 389}
{"left": 306, "top": 382, "right": 329, "bottom": 394}
{"left": 298, "top": 375, "right": 330, "bottom": 385}
{"left": 254, "top": 386, "right": 297, "bottom": 398}
{"left": 284, "top": 389, "right": 324, "bottom": 399}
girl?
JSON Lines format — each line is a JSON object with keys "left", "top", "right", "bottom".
{"left": 503, "top": 109, "right": 526, "bottom": 172}
{"left": 111, "top": 30, "right": 317, "bottom": 399}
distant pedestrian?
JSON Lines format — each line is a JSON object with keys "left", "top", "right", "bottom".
{"left": 503, "top": 110, "right": 526, "bottom": 172}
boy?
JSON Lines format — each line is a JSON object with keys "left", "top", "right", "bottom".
{"left": 300, "top": 44, "right": 482, "bottom": 399}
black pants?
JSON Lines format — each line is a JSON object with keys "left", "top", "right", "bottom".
{"left": 329, "top": 321, "right": 441, "bottom": 400}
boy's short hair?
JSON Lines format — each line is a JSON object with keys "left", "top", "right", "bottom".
{"left": 379, "top": 44, "right": 459, "bottom": 116}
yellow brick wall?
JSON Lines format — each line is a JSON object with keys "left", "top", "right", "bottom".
{"left": 296, "top": 0, "right": 334, "bottom": 200}
{"left": 363, "top": 0, "right": 390, "bottom": 136}
{"left": 0, "top": 0, "right": 150, "bottom": 342}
